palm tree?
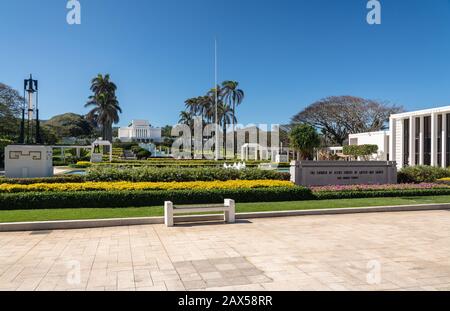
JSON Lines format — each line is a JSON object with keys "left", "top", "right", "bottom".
{"left": 218, "top": 102, "right": 236, "bottom": 128}
{"left": 221, "top": 81, "right": 244, "bottom": 157}
{"left": 185, "top": 98, "right": 199, "bottom": 116}
{"left": 218, "top": 103, "right": 236, "bottom": 158}
{"left": 179, "top": 111, "right": 193, "bottom": 127}
{"left": 90, "top": 74, "right": 117, "bottom": 97}
{"left": 85, "top": 93, "right": 121, "bottom": 143}
{"left": 85, "top": 74, "right": 121, "bottom": 144}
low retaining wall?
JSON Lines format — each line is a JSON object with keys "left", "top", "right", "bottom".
{"left": 1, "top": 203, "right": 449, "bottom": 232}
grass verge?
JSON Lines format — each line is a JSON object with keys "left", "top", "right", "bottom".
{"left": 1, "top": 195, "right": 449, "bottom": 223}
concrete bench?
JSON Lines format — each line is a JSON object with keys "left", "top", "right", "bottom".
{"left": 164, "top": 199, "right": 236, "bottom": 227}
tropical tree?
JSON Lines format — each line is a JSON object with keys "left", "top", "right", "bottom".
{"left": 218, "top": 102, "right": 236, "bottom": 158}
{"left": 178, "top": 110, "right": 193, "bottom": 128}
{"left": 89, "top": 74, "right": 117, "bottom": 97}
{"left": 0, "top": 83, "right": 23, "bottom": 140}
{"left": 85, "top": 74, "right": 121, "bottom": 144}
{"left": 291, "top": 96, "right": 403, "bottom": 145}
{"left": 185, "top": 97, "right": 199, "bottom": 116}
{"left": 289, "top": 123, "right": 321, "bottom": 160}
{"left": 222, "top": 81, "right": 244, "bottom": 156}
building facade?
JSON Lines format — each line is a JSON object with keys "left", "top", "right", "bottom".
{"left": 389, "top": 106, "right": 450, "bottom": 169}
{"left": 118, "top": 120, "right": 162, "bottom": 143}
{"left": 349, "top": 105, "right": 450, "bottom": 169}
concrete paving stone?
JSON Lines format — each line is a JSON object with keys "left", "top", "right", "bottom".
{"left": 1, "top": 210, "right": 450, "bottom": 291}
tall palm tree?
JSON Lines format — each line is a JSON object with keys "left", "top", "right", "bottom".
{"left": 179, "top": 111, "right": 193, "bottom": 128}
{"left": 85, "top": 93, "right": 121, "bottom": 143}
{"left": 218, "top": 102, "right": 236, "bottom": 128}
{"left": 222, "top": 81, "right": 244, "bottom": 157}
{"left": 218, "top": 102, "right": 236, "bottom": 158}
{"left": 90, "top": 74, "right": 117, "bottom": 96}
{"left": 85, "top": 74, "right": 121, "bottom": 144}
{"left": 185, "top": 98, "right": 199, "bottom": 116}
{"left": 206, "top": 85, "right": 224, "bottom": 124}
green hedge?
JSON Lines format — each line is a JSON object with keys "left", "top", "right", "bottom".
{"left": 3, "top": 186, "right": 450, "bottom": 211}
{"left": 0, "top": 175, "right": 84, "bottom": 185}
{"left": 398, "top": 166, "right": 450, "bottom": 183}
{"left": 343, "top": 145, "right": 378, "bottom": 158}
{"left": 85, "top": 167, "right": 290, "bottom": 182}
{"left": 0, "top": 168, "right": 289, "bottom": 184}
{"left": 315, "top": 188, "right": 450, "bottom": 200}
{"left": 0, "top": 187, "right": 313, "bottom": 210}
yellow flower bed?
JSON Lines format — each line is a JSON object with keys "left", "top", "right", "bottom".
{"left": 0, "top": 180, "right": 293, "bottom": 193}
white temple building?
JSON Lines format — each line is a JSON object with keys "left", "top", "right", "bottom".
{"left": 349, "top": 105, "right": 450, "bottom": 169}
{"left": 118, "top": 120, "right": 162, "bottom": 143}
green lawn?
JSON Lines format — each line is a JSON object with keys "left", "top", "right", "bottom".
{"left": 1, "top": 195, "right": 450, "bottom": 223}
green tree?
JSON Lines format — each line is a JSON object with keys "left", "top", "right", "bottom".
{"left": 0, "top": 83, "right": 23, "bottom": 141}
{"left": 343, "top": 144, "right": 378, "bottom": 161}
{"left": 85, "top": 74, "right": 122, "bottom": 144}
{"left": 289, "top": 124, "right": 321, "bottom": 160}
{"left": 179, "top": 111, "right": 193, "bottom": 127}
{"left": 0, "top": 138, "right": 13, "bottom": 167}
{"left": 291, "top": 96, "right": 403, "bottom": 145}
{"left": 222, "top": 81, "right": 244, "bottom": 156}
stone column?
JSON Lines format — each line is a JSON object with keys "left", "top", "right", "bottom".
{"left": 398, "top": 119, "right": 404, "bottom": 169}
{"left": 389, "top": 117, "right": 396, "bottom": 163}
{"left": 419, "top": 116, "right": 424, "bottom": 165}
{"left": 431, "top": 113, "right": 437, "bottom": 166}
{"left": 443, "top": 114, "right": 447, "bottom": 168}
{"left": 409, "top": 116, "right": 415, "bottom": 166}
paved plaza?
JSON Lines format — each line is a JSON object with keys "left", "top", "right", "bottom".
{"left": 0, "top": 210, "right": 450, "bottom": 291}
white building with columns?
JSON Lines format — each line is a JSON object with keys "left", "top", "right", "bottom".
{"left": 349, "top": 105, "right": 450, "bottom": 169}
{"left": 118, "top": 120, "right": 162, "bottom": 143}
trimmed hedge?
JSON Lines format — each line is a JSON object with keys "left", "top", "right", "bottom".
{"left": 2, "top": 186, "right": 450, "bottom": 211}
{"left": 315, "top": 188, "right": 450, "bottom": 200}
{"left": 0, "top": 175, "right": 85, "bottom": 185}
{"left": 85, "top": 167, "right": 290, "bottom": 182}
{"left": 0, "top": 187, "right": 314, "bottom": 210}
{"left": 398, "top": 166, "right": 450, "bottom": 183}
{"left": 0, "top": 168, "right": 289, "bottom": 185}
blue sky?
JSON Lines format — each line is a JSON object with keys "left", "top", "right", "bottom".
{"left": 1, "top": 0, "right": 450, "bottom": 127}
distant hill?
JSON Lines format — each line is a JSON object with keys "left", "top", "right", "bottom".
{"left": 43, "top": 113, "right": 95, "bottom": 138}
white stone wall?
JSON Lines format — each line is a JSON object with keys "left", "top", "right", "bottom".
{"left": 5, "top": 145, "right": 53, "bottom": 178}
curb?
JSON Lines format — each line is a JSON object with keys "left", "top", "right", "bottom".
{"left": 0, "top": 203, "right": 449, "bottom": 232}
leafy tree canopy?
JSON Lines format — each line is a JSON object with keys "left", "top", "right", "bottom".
{"left": 0, "top": 83, "right": 23, "bottom": 140}
{"left": 291, "top": 96, "right": 403, "bottom": 146}
{"left": 289, "top": 123, "right": 321, "bottom": 160}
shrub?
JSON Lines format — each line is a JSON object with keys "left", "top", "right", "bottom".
{"left": 0, "top": 175, "right": 84, "bottom": 185}
{"left": 0, "top": 187, "right": 314, "bottom": 210}
{"left": 314, "top": 188, "right": 450, "bottom": 200}
{"left": 69, "top": 161, "right": 92, "bottom": 169}
{"left": 343, "top": 145, "right": 378, "bottom": 160}
{"left": 136, "top": 149, "right": 151, "bottom": 160}
{"left": 112, "top": 142, "right": 139, "bottom": 150}
{"left": 398, "top": 166, "right": 450, "bottom": 183}
{"left": 85, "top": 166, "right": 289, "bottom": 182}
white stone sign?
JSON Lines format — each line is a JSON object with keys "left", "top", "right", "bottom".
{"left": 290, "top": 161, "right": 397, "bottom": 186}
{"left": 5, "top": 145, "right": 53, "bottom": 178}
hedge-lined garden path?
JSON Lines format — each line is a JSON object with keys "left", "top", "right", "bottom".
{"left": 0, "top": 210, "right": 449, "bottom": 291}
